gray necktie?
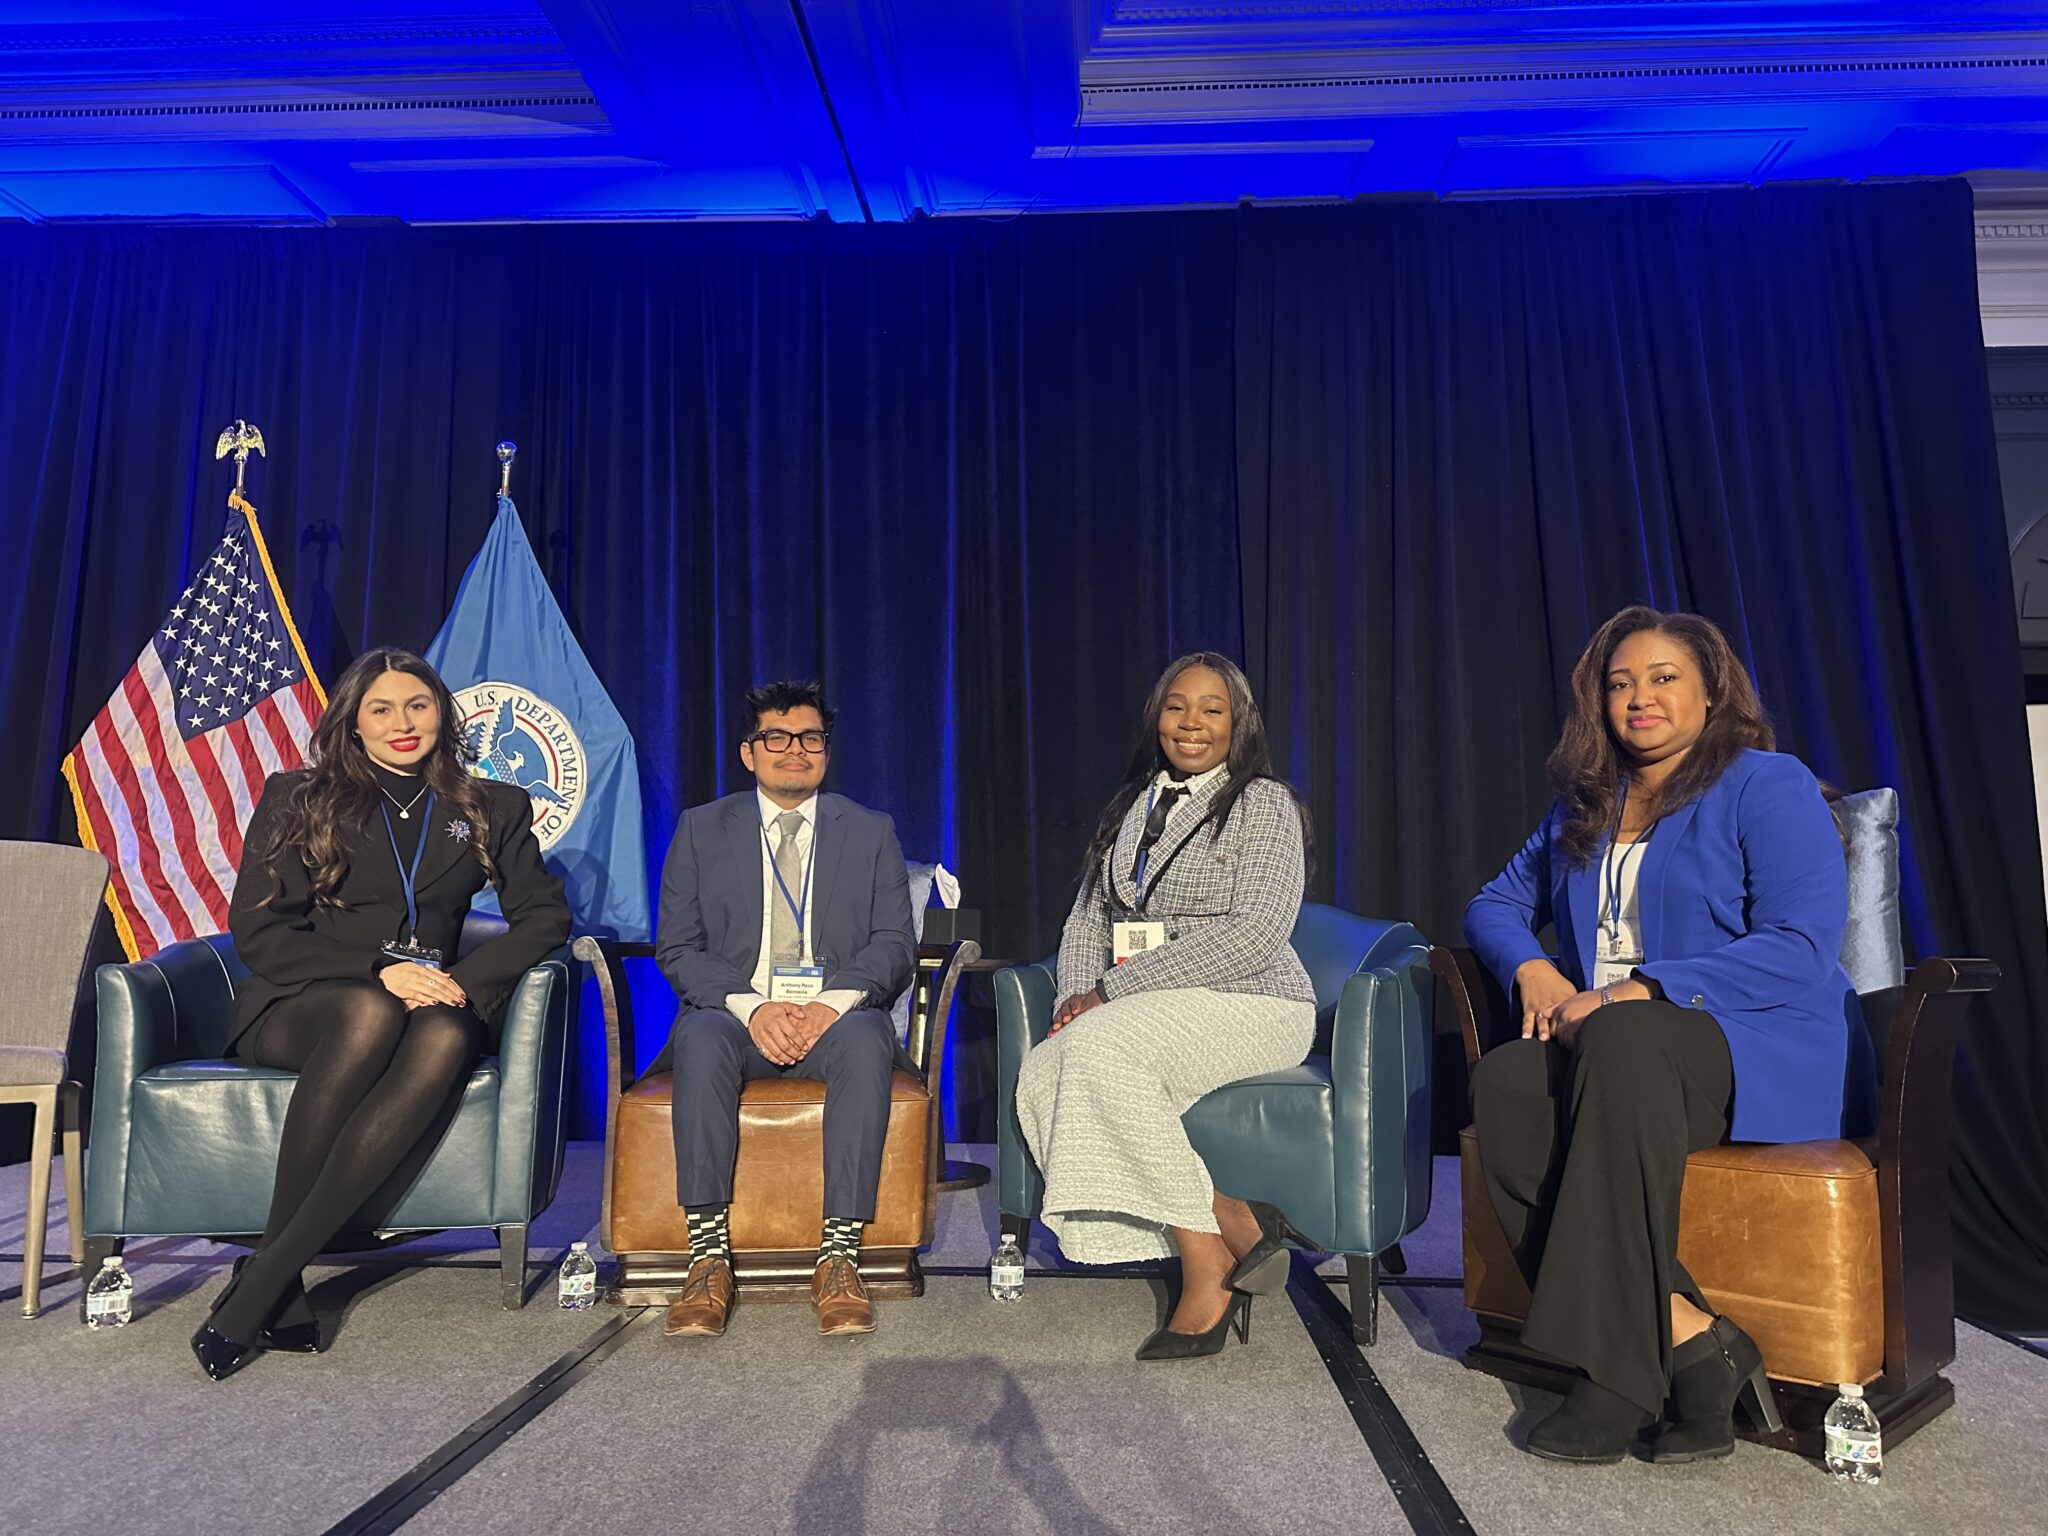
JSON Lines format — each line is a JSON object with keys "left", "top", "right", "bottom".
{"left": 769, "top": 809, "right": 806, "bottom": 965}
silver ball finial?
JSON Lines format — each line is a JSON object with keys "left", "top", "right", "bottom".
{"left": 496, "top": 441, "right": 517, "bottom": 497}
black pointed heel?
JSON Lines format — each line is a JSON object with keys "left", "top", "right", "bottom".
{"left": 1227, "top": 1200, "right": 1314, "bottom": 1296}
{"left": 190, "top": 1323, "right": 262, "bottom": 1382}
{"left": 189, "top": 1257, "right": 271, "bottom": 1381}
{"left": 223, "top": 1254, "right": 322, "bottom": 1353}
{"left": 1135, "top": 1292, "right": 1253, "bottom": 1361}
{"left": 261, "top": 1315, "right": 323, "bottom": 1354}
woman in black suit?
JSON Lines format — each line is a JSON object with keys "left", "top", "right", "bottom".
{"left": 196, "top": 648, "right": 570, "bottom": 1380}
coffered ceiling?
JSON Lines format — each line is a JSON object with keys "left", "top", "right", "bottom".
{"left": 3, "top": 1, "right": 2048, "bottom": 223}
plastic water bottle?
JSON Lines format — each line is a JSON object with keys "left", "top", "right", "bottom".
{"left": 557, "top": 1242, "right": 598, "bottom": 1309}
{"left": 84, "top": 1257, "right": 133, "bottom": 1329}
{"left": 1824, "top": 1383, "right": 1883, "bottom": 1483}
{"left": 989, "top": 1234, "right": 1024, "bottom": 1301}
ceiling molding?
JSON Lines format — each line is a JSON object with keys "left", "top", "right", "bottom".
{"left": 1980, "top": 216, "right": 2048, "bottom": 240}
{"left": 2, "top": 2, "right": 2048, "bottom": 221}
{"left": 0, "top": 84, "right": 605, "bottom": 144}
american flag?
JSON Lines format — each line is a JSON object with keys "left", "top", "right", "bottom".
{"left": 60, "top": 491, "right": 326, "bottom": 958}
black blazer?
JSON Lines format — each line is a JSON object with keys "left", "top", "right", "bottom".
{"left": 227, "top": 771, "right": 572, "bottom": 1052}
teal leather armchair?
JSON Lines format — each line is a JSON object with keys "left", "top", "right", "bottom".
{"left": 995, "top": 903, "right": 1432, "bottom": 1343}
{"left": 84, "top": 915, "right": 570, "bottom": 1309}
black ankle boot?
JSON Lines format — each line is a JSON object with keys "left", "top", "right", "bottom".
{"left": 1525, "top": 1377, "right": 1652, "bottom": 1464}
{"left": 1649, "top": 1315, "right": 1781, "bottom": 1463}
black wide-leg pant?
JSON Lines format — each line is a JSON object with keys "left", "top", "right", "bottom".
{"left": 1471, "top": 999, "right": 1734, "bottom": 1416}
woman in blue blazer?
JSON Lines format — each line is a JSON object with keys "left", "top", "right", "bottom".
{"left": 1466, "top": 606, "right": 1870, "bottom": 1466}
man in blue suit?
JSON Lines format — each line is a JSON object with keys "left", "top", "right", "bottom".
{"left": 654, "top": 680, "right": 916, "bottom": 1339}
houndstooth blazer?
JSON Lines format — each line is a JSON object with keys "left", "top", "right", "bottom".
{"left": 1057, "top": 772, "right": 1313, "bottom": 1005}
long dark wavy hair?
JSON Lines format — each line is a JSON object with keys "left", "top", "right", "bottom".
{"left": 1549, "top": 607, "right": 1773, "bottom": 868}
{"left": 252, "top": 648, "right": 497, "bottom": 905}
{"left": 1077, "top": 652, "right": 1312, "bottom": 897}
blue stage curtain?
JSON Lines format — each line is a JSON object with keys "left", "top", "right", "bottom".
{"left": 1235, "top": 181, "right": 2046, "bottom": 1330}
{"left": 2, "top": 185, "right": 2040, "bottom": 1328}
{"left": 0, "top": 215, "right": 1243, "bottom": 1157}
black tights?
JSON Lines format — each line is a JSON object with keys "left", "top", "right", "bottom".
{"left": 212, "top": 979, "right": 481, "bottom": 1345}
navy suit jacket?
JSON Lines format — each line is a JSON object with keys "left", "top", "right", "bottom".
{"left": 653, "top": 790, "right": 916, "bottom": 1041}
{"left": 1466, "top": 749, "right": 1874, "bottom": 1144}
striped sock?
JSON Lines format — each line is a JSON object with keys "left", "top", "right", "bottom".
{"left": 818, "top": 1215, "right": 863, "bottom": 1267}
{"left": 685, "top": 1203, "right": 731, "bottom": 1264}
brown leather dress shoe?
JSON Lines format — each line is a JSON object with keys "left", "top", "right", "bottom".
{"left": 663, "top": 1255, "right": 735, "bottom": 1337}
{"left": 810, "top": 1254, "right": 876, "bottom": 1335}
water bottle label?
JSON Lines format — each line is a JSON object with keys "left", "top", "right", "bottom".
{"left": 1826, "top": 1426, "right": 1881, "bottom": 1463}
{"left": 562, "top": 1272, "right": 596, "bottom": 1299}
{"left": 991, "top": 1261, "right": 1024, "bottom": 1286}
{"left": 86, "top": 1290, "right": 126, "bottom": 1320}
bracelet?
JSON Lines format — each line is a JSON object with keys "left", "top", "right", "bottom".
{"left": 1598, "top": 984, "right": 1615, "bottom": 1008}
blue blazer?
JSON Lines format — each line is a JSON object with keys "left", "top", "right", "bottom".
{"left": 654, "top": 790, "right": 916, "bottom": 1024}
{"left": 1466, "top": 749, "right": 1873, "bottom": 1144}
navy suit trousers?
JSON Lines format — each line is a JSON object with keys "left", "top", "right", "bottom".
{"left": 668, "top": 1005, "right": 898, "bottom": 1222}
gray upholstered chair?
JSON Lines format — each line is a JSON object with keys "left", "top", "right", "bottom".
{"left": 84, "top": 913, "right": 571, "bottom": 1308}
{"left": 0, "top": 841, "right": 110, "bottom": 1316}
{"left": 994, "top": 902, "right": 1433, "bottom": 1343}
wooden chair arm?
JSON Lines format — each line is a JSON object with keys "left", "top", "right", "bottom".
{"left": 571, "top": 936, "right": 655, "bottom": 1108}
{"left": 569, "top": 936, "right": 655, "bottom": 1257}
{"left": 1430, "top": 946, "right": 1511, "bottom": 1071}
{"left": 1872, "top": 955, "right": 1998, "bottom": 1392}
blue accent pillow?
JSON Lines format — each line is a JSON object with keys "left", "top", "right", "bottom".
{"left": 1836, "top": 788, "right": 1905, "bottom": 995}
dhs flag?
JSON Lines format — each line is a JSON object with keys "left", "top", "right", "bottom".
{"left": 424, "top": 496, "right": 651, "bottom": 940}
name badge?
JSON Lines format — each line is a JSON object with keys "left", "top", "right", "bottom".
{"left": 770, "top": 964, "right": 825, "bottom": 1003}
{"left": 380, "top": 940, "right": 445, "bottom": 972}
{"left": 1112, "top": 921, "right": 1166, "bottom": 963}
{"left": 1592, "top": 957, "right": 1638, "bottom": 990}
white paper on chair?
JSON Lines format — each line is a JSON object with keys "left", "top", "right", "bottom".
{"left": 932, "top": 862, "right": 962, "bottom": 909}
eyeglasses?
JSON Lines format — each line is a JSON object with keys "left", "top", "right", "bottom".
{"left": 748, "top": 729, "right": 831, "bottom": 755}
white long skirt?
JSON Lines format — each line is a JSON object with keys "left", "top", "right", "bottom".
{"left": 1014, "top": 986, "right": 1315, "bottom": 1264}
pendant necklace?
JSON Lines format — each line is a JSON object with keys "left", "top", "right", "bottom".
{"left": 380, "top": 782, "right": 430, "bottom": 820}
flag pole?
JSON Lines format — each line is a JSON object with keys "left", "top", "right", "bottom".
{"left": 496, "top": 441, "right": 517, "bottom": 499}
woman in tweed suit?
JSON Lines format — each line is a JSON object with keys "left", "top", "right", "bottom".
{"left": 1016, "top": 652, "right": 1315, "bottom": 1359}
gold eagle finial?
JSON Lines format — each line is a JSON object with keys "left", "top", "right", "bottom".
{"left": 213, "top": 419, "right": 266, "bottom": 500}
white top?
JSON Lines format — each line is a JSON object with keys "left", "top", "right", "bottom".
{"left": 724, "top": 789, "right": 864, "bottom": 1026}
{"left": 1593, "top": 837, "right": 1647, "bottom": 990}
{"left": 1153, "top": 762, "right": 1227, "bottom": 796}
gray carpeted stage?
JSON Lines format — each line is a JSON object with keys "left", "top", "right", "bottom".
{"left": 3, "top": 1147, "right": 2044, "bottom": 1535}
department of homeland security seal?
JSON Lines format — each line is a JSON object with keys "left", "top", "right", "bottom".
{"left": 454, "top": 681, "right": 586, "bottom": 850}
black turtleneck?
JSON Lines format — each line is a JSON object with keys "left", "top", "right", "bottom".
{"left": 368, "top": 761, "right": 433, "bottom": 863}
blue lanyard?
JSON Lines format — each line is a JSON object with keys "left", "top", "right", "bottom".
{"left": 380, "top": 791, "right": 436, "bottom": 943}
{"left": 1604, "top": 783, "right": 1652, "bottom": 942}
{"left": 761, "top": 821, "right": 816, "bottom": 959}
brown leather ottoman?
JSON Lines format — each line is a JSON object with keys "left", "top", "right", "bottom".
{"left": 1459, "top": 1126, "right": 1885, "bottom": 1389}
{"left": 607, "top": 1068, "right": 936, "bottom": 1302}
